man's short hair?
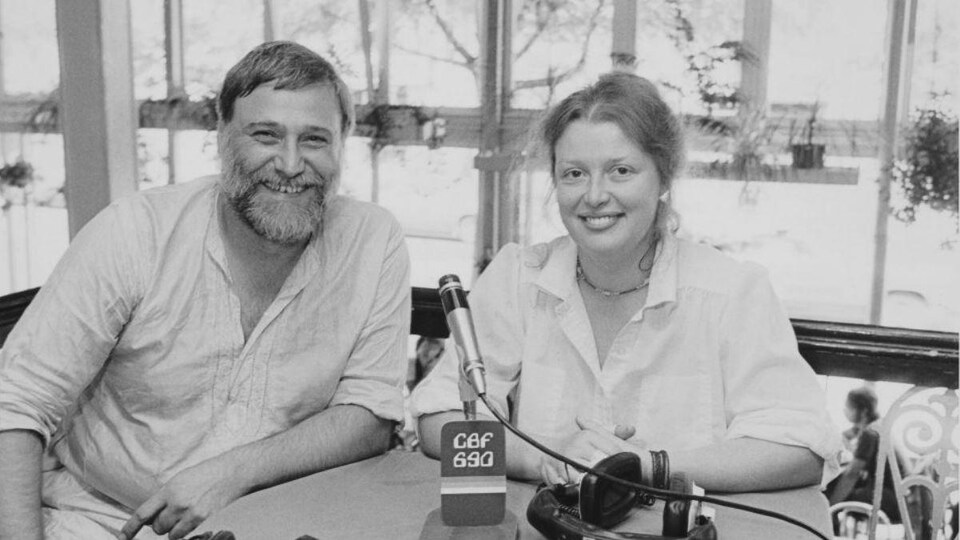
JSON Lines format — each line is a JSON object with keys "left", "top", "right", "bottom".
{"left": 217, "top": 40, "right": 355, "bottom": 136}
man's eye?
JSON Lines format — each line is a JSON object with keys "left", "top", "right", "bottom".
{"left": 559, "top": 169, "right": 585, "bottom": 183}
{"left": 251, "top": 131, "right": 279, "bottom": 143}
{"left": 302, "top": 135, "right": 329, "bottom": 146}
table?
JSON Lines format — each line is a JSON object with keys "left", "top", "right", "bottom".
{"left": 197, "top": 450, "right": 832, "bottom": 539}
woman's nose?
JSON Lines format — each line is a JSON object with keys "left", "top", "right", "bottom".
{"left": 584, "top": 175, "right": 611, "bottom": 206}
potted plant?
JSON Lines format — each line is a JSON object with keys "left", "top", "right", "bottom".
{"left": 790, "top": 102, "right": 825, "bottom": 169}
{"left": 892, "top": 103, "right": 958, "bottom": 225}
{"left": 0, "top": 159, "right": 35, "bottom": 208}
{"left": 697, "top": 107, "right": 779, "bottom": 176}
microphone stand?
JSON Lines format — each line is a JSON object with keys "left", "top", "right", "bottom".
{"left": 460, "top": 377, "right": 478, "bottom": 420}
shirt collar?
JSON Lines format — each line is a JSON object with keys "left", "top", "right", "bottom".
{"left": 532, "top": 237, "right": 579, "bottom": 302}
{"left": 532, "top": 233, "right": 679, "bottom": 311}
{"left": 644, "top": 232, "right": 678, "bottom": 310}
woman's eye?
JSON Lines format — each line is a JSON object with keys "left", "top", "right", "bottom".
{"left": 611, "top": 166, "right": 632, "bottom": 177}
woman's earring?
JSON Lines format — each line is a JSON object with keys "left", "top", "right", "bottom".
{"left": 658, "top": 191, "right": 669, "bottom": 202}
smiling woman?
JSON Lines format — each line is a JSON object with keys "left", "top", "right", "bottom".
{"left": 413, "top": 72, "right": 841, "bottom": 496}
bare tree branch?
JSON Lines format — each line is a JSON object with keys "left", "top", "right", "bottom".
{"left": 422, "top": 0, "right": 476, "bottom": 66}
{"left": 513, "top": 0, "right": 605, "bottom": 91}
{"left": 392, "top": 43, "right": 474, "bottom": 71}
{"left": 514, "top": 1, "right": 554, "bottom": 60}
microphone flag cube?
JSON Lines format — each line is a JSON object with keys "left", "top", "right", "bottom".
{"left": 440, "top": 420, "right": 506, "bottom": 526}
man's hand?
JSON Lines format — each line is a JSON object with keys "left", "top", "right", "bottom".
{"left": 118, "top": 460, "right": 246, "bottom": 540}
{"left": 538, "top": 417, "right": 641, "bottom": 485}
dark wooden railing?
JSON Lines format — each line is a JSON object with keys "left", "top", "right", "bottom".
{"left": 3, "top": 286, "right": 957, "bottom": 389}
{"left": 412, "top": 287, "right": 958, "bottom": 389}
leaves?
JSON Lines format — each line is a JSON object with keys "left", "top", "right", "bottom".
{"left": 0, "top": 160, "right": 34, "bottom": 188}
{"left": 892, "top": 104, "right": 959, "bottom": 224}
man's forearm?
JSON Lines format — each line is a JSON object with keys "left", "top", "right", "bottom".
{"left": 0, "top": 430, "right": 44, "bottom": 540}
{"left": 213, "top": 404, "right": 394, "bottom": 495}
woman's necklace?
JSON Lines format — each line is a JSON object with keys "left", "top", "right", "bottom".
{"left": 576, "top": 243, "right": 655, "bottom": 297}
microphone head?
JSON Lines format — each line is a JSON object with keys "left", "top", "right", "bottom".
{"left": 439, "top": 274, "right": 462, "bottom": 290}
{"left": 438, "top": 275, "right": 469, "bottom": 314}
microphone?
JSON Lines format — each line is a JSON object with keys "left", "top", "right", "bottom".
{"left": 425, "top": 275, "right": 513, "bottom": 535}
{"left": 438, "top": 275, "right": 487, "bottom": 400}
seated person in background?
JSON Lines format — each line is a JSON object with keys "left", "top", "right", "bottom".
{"left": 412, "top": 72, "right": 841, "bottom": 492}
{"left": 407, "top": 336, "right": 446, "bottom": 392}
{"left": 0, "top": 41, "right": 410, "bottom": 540}
{"left": 841, "top": 385, "right": 881, "bottom": 456}
{"left": 395, "top": 337, "right": 446, "bottom": 450}
{"left": 826, "top": 386, "right": 901, "bottom": 523}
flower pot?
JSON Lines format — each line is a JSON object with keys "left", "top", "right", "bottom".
{"left": 791, "top": 143, "right": 825, "bottom": 169}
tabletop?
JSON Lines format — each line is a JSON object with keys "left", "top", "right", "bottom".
{"left": 197, "top": 450, "right": 832, "bottom": 539}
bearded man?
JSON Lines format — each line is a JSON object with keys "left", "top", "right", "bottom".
{"left": 0, "top": 42, "right": 410, "bottom": 540}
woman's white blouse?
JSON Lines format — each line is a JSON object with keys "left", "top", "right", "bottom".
{"left": 411, "top": 234, "right": 842, "bottom": 485}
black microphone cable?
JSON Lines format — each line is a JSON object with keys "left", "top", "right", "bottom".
{"left": 477, "top": 392, "right": 830, "bottom": 540}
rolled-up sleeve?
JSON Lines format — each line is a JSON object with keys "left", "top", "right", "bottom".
{"left": 719, "top": 264, "right": 843, "bottom": 486}
{"left": 410, "top": 244, "right": 524, "bottom": 423}
{"left": 329, "top": 221, "right": 410, "bottom": 423}
{"left": 0, "top": 202, "right": 143, "bottom": 446}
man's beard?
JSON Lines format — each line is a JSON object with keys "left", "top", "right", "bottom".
{"left": 220, "top": 145, "right": 332, "bottom": 245}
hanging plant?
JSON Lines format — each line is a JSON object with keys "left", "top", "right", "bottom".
{"left": 0, "top": 160, "right": 34, "bottom": 189}
{"left": 0, "top": 159, "right": 35, "bottom": 209}
{"left": 892, "top": 103, "right": 958, "bottom": 224}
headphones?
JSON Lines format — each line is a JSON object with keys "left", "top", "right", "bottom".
{"left": 526, "top": 452, "right": 718, "bottom": 540}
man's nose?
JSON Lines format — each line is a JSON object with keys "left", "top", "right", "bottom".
{"left": 275, "top": 141, "right": 305, "bottom": 177}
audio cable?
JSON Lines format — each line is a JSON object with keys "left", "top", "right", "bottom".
{"left": 478, "top": 392, "right": 829, "bottom": 540}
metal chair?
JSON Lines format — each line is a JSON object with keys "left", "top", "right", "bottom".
{"left": 830, "top": 501, "right": 896, "bottom": 539}
{"left": 868, "top": 386, "right": 959, "bottom": 540}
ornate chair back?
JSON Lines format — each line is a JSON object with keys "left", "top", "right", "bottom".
{"left": 869, "top": 386, "right": 959, "bottom": 540}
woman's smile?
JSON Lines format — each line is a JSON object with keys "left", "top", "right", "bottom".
{"left": 580, "top": 213, "right": 624, "bottom": 231}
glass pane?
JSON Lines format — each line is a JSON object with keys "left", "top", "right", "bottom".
{"left": 768, "top": 1, "right": 886, "bottom": 121}
{"left": 130, "top": 0, "right": 166, "bottom": 100}
{"left": 884, "top": 0, "right": 959, "bottom": 332}
{"left": 0, "top": 133, "right": 68, "bottom": 295}
{"left": 183, "top": 1, "right": 264, "bottom": 96}
{"left": 511, "top": 1, "right": 742, "bottom": 111}
{"left": 0, "top": 0, "right": 58, "bottom": 95}
{"left": 909, "top": 0, "right": 959, "bottom": 108}
{"left": 1, "top": 1, "right": 65, "bottom": 295}
{"left": 274, "top": 0, "right": 369, "bottom": 101}
{"left": 510, "top": 0, "right": 613, "bottom": 108}
{"left": 634, "top": 0, "right": 744, "bottom": 116}
{"left": 391, "top": 1, "right": 480, "bottom": 107}
{"left": 358, "top": 146, "right": 478, "bottom": 288}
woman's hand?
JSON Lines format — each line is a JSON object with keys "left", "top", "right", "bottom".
{"left": 538, "top": 417, "right": 641, "bottom": 485}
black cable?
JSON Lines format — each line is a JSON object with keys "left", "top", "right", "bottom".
{"left": 478, "top": 393, "right": 829, "bottom": 540}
